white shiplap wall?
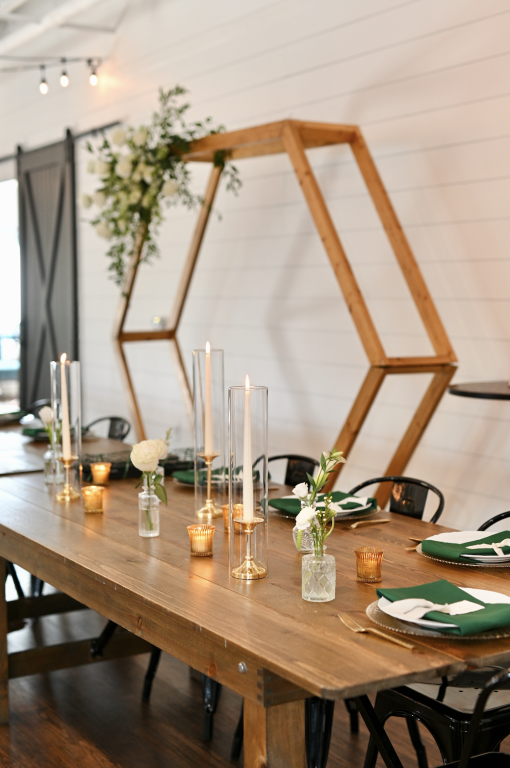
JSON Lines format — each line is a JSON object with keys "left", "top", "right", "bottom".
{"left": 2, "top": 0, "right": 510, "bottom": 528}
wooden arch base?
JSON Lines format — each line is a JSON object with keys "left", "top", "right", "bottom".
{"left": 113, "top": 120, "right": 456, "bottom": 507}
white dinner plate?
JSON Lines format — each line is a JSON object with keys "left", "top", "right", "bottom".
{"left": 379, "top": 587, "right": 510, "bottom": 629}
{"left": 423, "top": 531, "right": 510, "bottom": 563}
{"left": 280, "top": 495, "right": 372, "bottom": 516}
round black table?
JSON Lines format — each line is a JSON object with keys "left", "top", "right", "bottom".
{"left": 448, "top": 381, "right": 510, "bottom": 401}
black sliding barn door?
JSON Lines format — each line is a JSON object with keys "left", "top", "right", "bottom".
{"left": 18, "top": 129, "right": 78, "bottom": 410}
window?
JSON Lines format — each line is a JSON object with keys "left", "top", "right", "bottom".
{"left": 0, "top": 179, "right": 20, "bottom": 412}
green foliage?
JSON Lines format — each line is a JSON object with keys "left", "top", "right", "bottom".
{"left": 303, "top": 448, "right": 345, "bottom": 557}
{"left": 86, "top": 86, "right": 242, "bottom": 286}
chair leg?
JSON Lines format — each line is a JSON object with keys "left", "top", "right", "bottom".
{"left": 142, "top": 647, "right": 162, "bottom": 703}
{"left": 406, "top": 717, "right": 428, "bottom": 768}
{"left": 31, "top": 577, "right": 44, "bottom": 597}
{"left": 6, "top": 562, "right": 25, "bottom": 600}
{"left": 305, "top": 696, "right": 335, "bottom": 768}
{"left": 201, "top": 674, "right": 222, "bottom": 742}
{"left": 90, "top": 620, "right": 117, "bottom": 658}
{"left": 230, "top": 702, "right": 244, "bottom": 761}
{"left": 344, "top": 698, "right": 359, "bottom": 734}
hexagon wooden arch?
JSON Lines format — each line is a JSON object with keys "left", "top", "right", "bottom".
{"left": 112, "top": 120, "right": 456, "bottom": 507}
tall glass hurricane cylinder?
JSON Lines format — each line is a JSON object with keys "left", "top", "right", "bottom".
{"left": 228, "top": 383, "right": 268, "bottom": 580}
{"left": 193, "top": 347, "right": 225, "bottom": 520}
{"left": 50, "top": 358, "right": 81, "bottom": 500}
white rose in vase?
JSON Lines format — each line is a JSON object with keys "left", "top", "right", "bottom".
{"left": 38, "top": 406, "right": 53, "bottom": 425}
{"left": 153, "top": 439, "right": 168, "bottom": 461}
{"left": 295, "top": 506, "right": 316, "bottom": 530}
{"left": 292, "top": 482, "right": 309, "bottom": 500}
{"left": 130, "top": 439, "right": 162, "bottom": 472}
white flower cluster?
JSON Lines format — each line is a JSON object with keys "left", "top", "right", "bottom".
{"left": 130, "top": 439, "right": 168, "bottom": 473}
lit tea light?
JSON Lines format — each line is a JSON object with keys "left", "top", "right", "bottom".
{"left": 82, "top": 485, "right": 105, "bottom": 513}
{"left": 354, "top": 547, "right": 384, "bottom": 583}
{"left": 187, "top": 524, "right": 215, "bottom": 557}
{"left": 90, "top": 462, "right": 111, "bottom": 485}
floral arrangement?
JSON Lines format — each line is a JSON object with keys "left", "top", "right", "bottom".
{"left": 293, "top": 448, "right": 345, "bottom": 556}
{"left": 81, "top": 86, "right": 241, "bottom": 286}
{"left": 130, "top": 438, "right": 168, "bottom": 507}
{"left": 38, "top": 406, "right": 61, "bottom": 450}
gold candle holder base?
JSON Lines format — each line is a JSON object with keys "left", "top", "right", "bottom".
{"left": 196, "top": 451, "right": 222, "bottom": 519}
{"left": 231, "top": 517, "right": 267, "bottom": 580}
{"left": 56, "top": 456, "right": 81, "bottom": 502}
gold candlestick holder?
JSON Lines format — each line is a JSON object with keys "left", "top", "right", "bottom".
{"left": 56, "top": 456, "right": 81, "bottom": 502}
{"left": 196, "top": 452, "right": 222, "bottom": 519}
{"left": 231, "top": 516, "right": 267, "bottom": 580}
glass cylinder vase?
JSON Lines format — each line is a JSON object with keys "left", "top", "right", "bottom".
{"left": 302, "top": 554, "right": 336, "bottom": 602}
{"left": 193, "top": 346, "right": 225, "bottom": 520}
{"left": 139, "top": 490, "right": 160, "bottom": 537}
{"left": 43, "top": 447, "right": 64, "bottom": 485}
{"left": 50, "top": 357, "right": 81, "bottom": 502}
{"left": 228, "top": 381, "right": 268, "bottom": 580}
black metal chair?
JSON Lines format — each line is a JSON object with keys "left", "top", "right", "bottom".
{"left": 268, "top": 454, "right": 320, "bottom": 487}
{"left": 83, "top": 416, "right": 130, "bottom": 441}
{"left": 349, "top": 475, "right": 445, "bottom": 524}
{"left": 28, "top": 398, "right": 51, "bottom": 416}
{"left": 363, "top": 509, "right": 510, "bottom": 768}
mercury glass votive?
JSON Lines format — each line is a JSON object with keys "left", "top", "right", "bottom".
{"left": 222, "top": 503, "right": 243, "bottom": 534}
{"left": 82, "top": 485, "right": 104, "bottom": 513}
{"left": 222, "top": 504, "right": 230, "bottom": 533}
{"left": 187, "top": 524, "right": 215, "bottom": 557}
{"left": 90, "top": 462, "right": 112, "bottom": 485}
{"left": 355, "top": 547, "right": 384, "bottom": 583}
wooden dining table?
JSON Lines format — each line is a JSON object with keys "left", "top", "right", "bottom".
{"left": 1, "top": 474, "right": 510, "bottom": 768}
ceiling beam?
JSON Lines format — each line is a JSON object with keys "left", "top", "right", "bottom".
{"left": 0, "top": 0, "right": 104, "bottom": 55}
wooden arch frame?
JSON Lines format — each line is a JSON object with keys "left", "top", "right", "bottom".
{"left": 112, "top": 120, "right": 456, "bottom": 507}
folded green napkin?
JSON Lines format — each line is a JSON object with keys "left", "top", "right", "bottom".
{"left": 377, "top": 579, "right": 510, "bottom": 636}
{"left": 172, "top": 468, "right": 227, "bottom": 486}
{"left": 269, "top": 491, "right": 377, "bottom": 517}
{"left": 422, "top": 532, "right": 510, "bottom": 562}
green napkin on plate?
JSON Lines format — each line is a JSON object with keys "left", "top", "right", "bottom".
{"left": 172, "top": 468, "right": 227, "bottom": 486}
{"left": 422, "top": 531, "right": 510, "bottom": 562}
{"left": 377, "top": 579, "right": 510, "bottom": 636}
{"left": 269, "top": 491, "right": 377, "bottom": 517}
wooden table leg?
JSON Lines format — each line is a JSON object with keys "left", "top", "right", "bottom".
{"left": 0, "top": 558, "right": 9, "bottom": 723}
{"left": 244, "top": 697, "right": 306, "bottom": 768}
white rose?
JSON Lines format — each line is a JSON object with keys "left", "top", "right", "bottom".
{"left": 93, "top": 190, "right": 106, "bottom": 206}
{"left": 38, "top": 406, "right": 53, "bottom": 425}
{"left": 133, "top": 127, "right": 148, "bottom": 146}
{"left": 130, "top": 439, "right": 161, "bottom": 472}
{"left": 141, "top": 192, "right": 153, "bottom": 208}
{"left": 86, "top": 159, "right": 96, "bottom": 174}
{"left": 96, "top": 160, "right": 110, "bottom": 175}
{"left": 153, "top": 439, "right": 168, "bottom": 460}
{"left": 143, "top": 166, "right": 154, "bottom": 184}
{"left": 96, "top": 222, "right": 113, "bottom": 239}
{"left": 295, "top": 506, "right": 316, "bottom": 531}
{"left": 117, "top": 157, "right": 132, "bottom": 179}
{"left": 111, "top": 127, "right": 126, "bottom": 146}
{"left": 79, "top": 193, "right": 93, "bottom": 209}
{"left": 292, "top": 482, "right": 309, "bottom": 500}
{"left": 162, "top": 179, "right": 179, "bottom": 197}
{"left": 129, "top": 187, "right": 142, "bottom": 204}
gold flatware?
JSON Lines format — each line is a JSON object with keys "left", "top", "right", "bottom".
{"left": 405, "top": 545, "right": 418, "bottom": 551}
{"left": 350, "top": 518, "right": 391, "bottom": 529}
{"left": 338, "top": 612, "right": 415, "bottom": 650}
{"left": 408, "top": 537, "right": 422, "bottom": 543}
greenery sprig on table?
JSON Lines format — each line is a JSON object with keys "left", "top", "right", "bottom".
{"left": 81, "top": 85, "right": 241, "bottom": 287}
{"left": 294, "top": 448, "right": 345, "bottom": 557}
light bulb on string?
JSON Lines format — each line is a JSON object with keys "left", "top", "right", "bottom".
{"left": 87, "top": 59, "right": 98, "bottom": 86}
{"left": 39, "top": 65, "right": 48, "bottom": 95}
{"left": 60, "top": 58, "right": 69, "bottom": 87}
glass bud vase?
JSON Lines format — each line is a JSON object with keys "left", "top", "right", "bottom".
{"left": 302, "top": 554, "right": 336, "bottom": 602}
{"left": 138, "top": 489, "right": 160, "bottom": 538}
{"left": 43, "top": 447, "right": 64, "bottom": 485}
{"left": 292, "top": 499, "right": 316, "bottom": 553}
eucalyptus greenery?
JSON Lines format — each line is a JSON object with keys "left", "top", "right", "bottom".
{"left": 82, "top": 85, "right": 241, "bottom": 287}
{"left": 294, "top": 448, "right": 345, "bottom": 557}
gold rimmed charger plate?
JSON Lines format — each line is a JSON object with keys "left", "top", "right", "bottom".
{"left": 417, "top": 543, "right": 510, "bottom": 568}
{"left": 366, "top": 601, "right": 510, "bottom": 641}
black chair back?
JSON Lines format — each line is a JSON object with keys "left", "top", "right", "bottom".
{"left": 348, "top": 475, "right": 444, "bottom": 523}
{"left": 84, "top": 417, "right": 131, "bottom": 441}
{"left": 268, "top": 454, "right": 319, "bottom": 487}
{"left": 478, "top": 511, "right": 510, "bottom": 531}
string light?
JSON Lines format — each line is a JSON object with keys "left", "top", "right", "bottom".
{"left": 39, "top": 65, "right": 48, "bottom": 95}
{"left": 88, "top": 58, "right": 98, "bottom": 86}
{"left": 59, "top": 58, "right": 69, "bottom": 87}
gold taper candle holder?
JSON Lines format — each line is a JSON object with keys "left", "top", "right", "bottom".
{"left": 196, "top": 452, "right": 222, "bottom": 519}
{"left": 354, "top": 547, "right": 384, "bottom": 583}
{"left": 90, "top": 462, "right": 111, "bottom": 485}
{"left": 187, "top": 524, "right": 215, "bottom": 556}
{"left": 82, "top": 485, "right": 104, "bottom": 513}
{"left": 56, "top": 456, "right": 81, "bottom": 502}
{"left": 231, "top": 516, "right": 267, "bottom": 580}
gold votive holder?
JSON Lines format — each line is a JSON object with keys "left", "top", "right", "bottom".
{"left": 90, "top": 462, "right": 111, "bottom": 485}
{"left": 222, "top": 503, "right": 243, "bottom": 534}
{"left": 354, "top": 547, "right": 384, "bottom": 583}
{"left": 82, "top": 485, "right": 104, "bottom": 513}
{"left": 222, "top": 504, "right": 230, "bottom": 533}
{"left": 187, "top": 524, "right": 215, "bottom": 557}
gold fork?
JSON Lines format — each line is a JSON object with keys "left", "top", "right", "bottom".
{"left": 338, "top": 612, "right": 415, "bottom": 650}
{"left": 350, "top": 518, "right": 391, "bottom": 529}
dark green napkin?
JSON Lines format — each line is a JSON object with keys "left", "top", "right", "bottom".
{"left": 377, "top": 579, "right": 510, "bottom": 636}
{"left": 172, "top": 468, "right": 226, "bottom": 486}
{"left": 422, "top": 531, "right": 510, "bottom": 562}
{"left": 269, "top": 491, "right": 377, "bottom": 517}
